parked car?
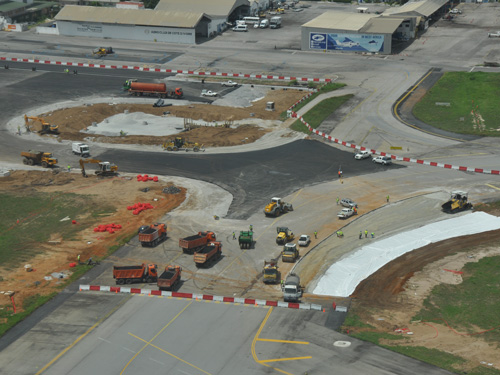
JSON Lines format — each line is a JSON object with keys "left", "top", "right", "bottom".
{"left": 298, "top": 234, "right": 311, "bottom": 247}
{"left": 340, "top": 198, "right": 357, "bottom": 208}
{"left": 354, "top": 150, "right": 371, "bottom": 160}
{"left": 488, "top": 31, "right": 500, "bottom": 38}
{"left": 233, "top": 24, "right": 248, "bottom": 32}
{"left": 450, "top": 8, "right": 462, "bottom": 14}
{"left": 222, "top": 80, "right": 238, "bottom": 87}
{"left": 372, "top": 155, "right": 392, "bottom": 165}
{"left": 201, "top": 89, "right": 217, "bottom": 97}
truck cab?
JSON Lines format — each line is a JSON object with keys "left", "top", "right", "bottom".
{"left": 283, "top": 273, "right": 302, "bottom": 302}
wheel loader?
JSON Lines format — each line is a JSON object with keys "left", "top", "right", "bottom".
{"left": 441, "top": 191, "right": 473, "bottom": 213}
{"left": 264, "top": 197, "right": 293, "bottom": 217}
{"left": 92, "top": 47, "right": 114, "bottom": 57}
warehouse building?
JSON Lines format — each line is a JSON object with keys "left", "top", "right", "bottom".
{"left": 301, "top": 12, "right": 414, "bottom": 54}
{"left": 55, "top": 0, "right": 250, "bottom": 43}
{"left": 381, "top": 0, "right": 449, "bottom": 30}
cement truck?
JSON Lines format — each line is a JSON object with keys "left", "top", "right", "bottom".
{"left": 282, "top": 273, "right": 303, "bottom": 302}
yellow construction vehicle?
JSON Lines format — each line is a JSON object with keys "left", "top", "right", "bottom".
{"left": 263, "top": 260, "right": 280, "bottom": 284}
{"left": 92, "top": 47, "right": 114, "bottom": 57}
{"left": 21, "top": 151, "right": 57, "bottom": 168}
{"left": 79, "top": 159, "right": 118, "bottom": 177}
{"left": 264, "top": 197, "right": 293, "bottom": 217}
{"left": 276, "top": 227, "right": 294, "bottom": 245}
{"left": 162, "top": 137, "right": 204, "bottom": 152}
{"left": 276, "top": 8, "right": 285, "bottom": 14}
{"left": 441, "top": 191, "right": 473, "bottom": 213}
{"left": 24, "top": 115, "right": 59, "bottom": 135}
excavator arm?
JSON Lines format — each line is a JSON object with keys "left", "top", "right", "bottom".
{"left": 79, "top": 159, "right": 102, "bottom": 177}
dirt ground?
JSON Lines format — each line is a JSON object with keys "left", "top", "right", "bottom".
{"left": 348, "top": 220, "right": 500, "bottom": 372}
{"left": 28, "top": 89, "right": 307, "bottom": 147}
{"left": 0, "top": 170, "right": 186, "bottom": 312}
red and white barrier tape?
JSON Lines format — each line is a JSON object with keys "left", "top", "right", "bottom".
{"left": 79, "top": 285, "right": 324, "bottom": 311}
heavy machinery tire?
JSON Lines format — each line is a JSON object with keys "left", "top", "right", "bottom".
{"left": 193, "top": 147, "right": 199, "bottom": 152}
{"left": 23, "top": 158, "right": 28, "bottom": 165}
{"left": 146, "top": 277, "right": 153, "bottom": 283}
{"left": 117, "top": 279, "right": 125, "bottom": 285}
{"left": 27, "top": 158, "right": 34, "bottom": 166}
{"left": 166, "top": 146, "right": 173, "bottom": 151}
{"left": 173, "top": 146, "right": 178, "bottom": 151}
{"left": 289, "top": 205, "right": 294, "bottom": 211}
{"left": 126, "top": 279, "right": 132, "bottom": 284}
{"left": 275, "top": 209, "right": 281, "bottom": 217}
{"left": 217, "top": 250, "right": 222, "bottom": 260}
{"left": 41, "top": 161, "right": 48, "bottom": 168}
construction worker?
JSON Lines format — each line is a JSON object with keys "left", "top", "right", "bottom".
{"left": 232, "top": 232, "right": 236, "bottom": 240}
{"left": 364, "top": 230, "right": 368, "bottom": 238}
{"left": 336, "top": 197, "right": 339, "bottom": 205}
{"left": 249, "top": 224, "right": 253, "bottom": 231}
{"left": 77, "top": 254, "right": 81, "bottom": 263}
{"left": 314, "top": 231, "right": 317, "bottom": 239}
{"left": 17, "top": 125, "right": 21, "bottom": 135}
{"left": 353, "top": 207, "right": 357, "bottom": 215}
{"left": 359, "top": 231, "right": 362, "bottom": 239}
{"left": 67, "top": 165, "right": 71, "bottom": 172}
{"left": 386, "top": 195, "right": 390, "bottom": 203}
{"left": 64, "top": 68, "right": 69, "bottom": 74}
{"left": 371, "top": 232, "right": 375, "bottom": 238}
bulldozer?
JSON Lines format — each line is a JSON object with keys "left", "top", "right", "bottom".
{"left": 92, "top": 47, "right": 114, "bottom": 57}
{"left": 162, "top": 137, "right": 204, "bottom": 152}
{"left": 264, "top": 197, "right": 293, "bottom": 217}
{"left": 79, "top": 159, "right": 118, "bottom": 178}
{"left": 441, "top": 191, "right": 473, "bottom": 213}
{"left": 24, "top": 115, "right": 59, "bottom": 135}
{"left": 276, "top": 227, "right": 294, "bottom": 245}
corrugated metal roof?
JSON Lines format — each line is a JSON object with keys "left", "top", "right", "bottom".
{"left": 302, "top": 11, "right": 378, "bottom": 31}
{"left": 55, "top": 5, "right": 208, "bottom": 28}
{"left": 0, "top": 1, "right": 26, "bottom": 12}
{"left": 382, "top": 0, "right": 447, "bottom": 17}
{"left": 360, "top": 17, "right": 404, "bottom": 34}
{"left": 155, "top": 0, "right": 249, "bottom": 17}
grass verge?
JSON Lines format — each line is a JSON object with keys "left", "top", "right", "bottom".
{"left": 413, "top": 72, "right": 500, "bottom": 136}
{"left": 290, "top": 94, "right": 353, "bottom": 134}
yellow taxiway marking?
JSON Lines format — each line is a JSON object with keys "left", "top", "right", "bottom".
{"left": 486, "top": 184, "right": 500, "bottom": 191}
{"left": 120, "top": 300, "right": 193, "bottom": 374}
{"left": 260, "top": 356, "right": 313, "bottom": 363}
{"left": 257, "top": 338, "right": 309, "bottom": 345}
{"left": 35, "top": 295, "right": 131, "bottom": 375}
{"left": 128, "top": 333, "right": 211, "bottom": 375}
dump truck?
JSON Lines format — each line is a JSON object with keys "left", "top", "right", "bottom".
{"left": 276, "top": 227, "right": 294, "bottom": 245}
{"left": 72, "top": 142, "right": 90, "bottom": 157}
{"left": 21, "top": 151, "right": 58, "bottom": 168}
{"left": 162, "top": 137, "right": 204, "bottom": 152}
{"left": 123, "top": 80, "right": 184, "bottom": 99}
{"left": 79, "top": 159, "right": 118, "bottom": 177}
{"left": 282, "top": 243, "right": 299, "bottom": 263}
{"left": 157, "top": 265, "right": 181, "bottom": 291}
{"left": 441, "top": 191, "right": 473, "bottom": 213}
{"left": 139, "top": 223, "right": 167, "bottom": 247}
{"left": 238, "top": 231, "right": 253, "bottom": 249}
{"left": 283, "top": 273, "right": 303, "bottom": 302}
{"left": 194, "top": 242, "right": 222, "bottom": 268}
{"left": 179, "top": 231, "right": 216, "bottom": 254}
{"left": 264, "top": 197, "right": 293, "bottom": 217}
{"left": 263, "top": 260, "right": 280, "bottom": 284}
{"left": 24, "top": 115, "right": 59, "bottom": 135}
{"left": 113, "top": 263, "right": 158, "bottom": 285}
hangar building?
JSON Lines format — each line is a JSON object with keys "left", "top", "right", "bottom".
{"left": 381, "top": 0, "right": 449, "bottom": 30}
{"left": 55, "top": 0, "right": 250, "bottom": 43}
{"left": 301, "top": 12, "right": 414, "bottom": 55}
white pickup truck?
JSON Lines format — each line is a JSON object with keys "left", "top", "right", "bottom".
{"left": 488, "top": 31, "right": 500, "bottom": 38}
{"left": 221, "top": 80, "right": 238, "bottom": 87}
{"left": 201, "top": 89, "right": 217, "bottom": 97}
{"left": 337, "top": 208, "right": 357, "bottom": 219}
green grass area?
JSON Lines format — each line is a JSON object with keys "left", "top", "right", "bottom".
{"left": 413, "top": 72, "right": 500, "bottom": 136}
{"left": 290, "top": 94, "right": 353, "bottom": 134}
{"left": 0, "top": 192, "right": 115, "bottom": 267}
{"left": 385, "top": 345, "right": 466, "bottom": 373}
{"left": 413, "top": 256, "right": 500, "bottom": 342}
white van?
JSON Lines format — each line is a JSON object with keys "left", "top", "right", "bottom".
{"left": 259, "top": 19, "right": 269, "bottom": 28}
{"left": 233, "top": 24, "right": 248, "bottom": 32}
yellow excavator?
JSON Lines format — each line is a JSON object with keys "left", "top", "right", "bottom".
{"left": 92, "top": 47, "right": 114, "bottom": 57}
{"left": 79, "top": 159, "right": 118, "bottom": 178}
{"left": 24, "top": 115, "right": 59, "bottom": 135}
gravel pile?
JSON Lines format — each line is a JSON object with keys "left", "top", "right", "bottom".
{"left": 163, "top": 186, "right": 181, "bottom": 194}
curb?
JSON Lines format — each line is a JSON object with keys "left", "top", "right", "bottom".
{"left": 79, "top": 285, "right": 324, "bottom": 311}
{"left": 287, "top": 90, "right": 500, "bottom": 175}
{"left": 0, "top": 56, "right": 332, "bottom": 83}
